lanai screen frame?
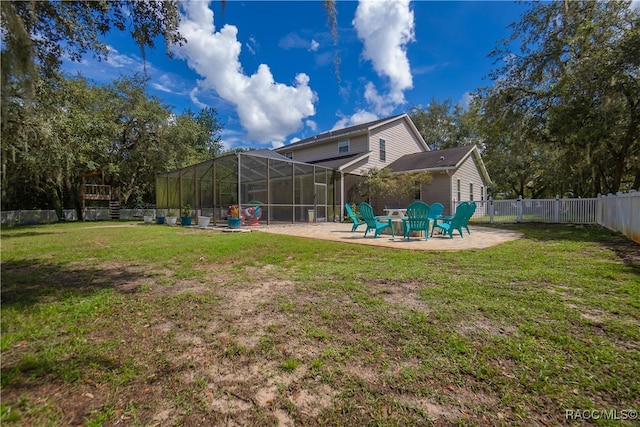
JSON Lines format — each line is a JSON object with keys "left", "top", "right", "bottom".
{"left": 156, "top": 151, "right": 338, "bottom": 225}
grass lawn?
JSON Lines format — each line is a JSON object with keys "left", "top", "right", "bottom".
{"left": 1, "top": 222, "right": 638, "bottom": 426}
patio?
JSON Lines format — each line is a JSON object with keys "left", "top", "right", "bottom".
{"left": 257, "top": 222, "right": 522, "bottom": 251}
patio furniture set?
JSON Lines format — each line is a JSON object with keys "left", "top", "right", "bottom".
{"left": 346, "top": 201, "right": 477, "bottom": 240}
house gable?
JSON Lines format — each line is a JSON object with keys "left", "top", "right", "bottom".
{"left": 387, "top": 145, "right": 491, "bottom": 186}
{"left": 387, "top": 145, "right": 491, "bottom": 215}
{"left": 274, "top": 114, "right": 429, "bottom": 174}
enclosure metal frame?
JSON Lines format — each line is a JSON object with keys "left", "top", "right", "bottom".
{"left": 156, "top": 151, "right": 338, "bottom": 226}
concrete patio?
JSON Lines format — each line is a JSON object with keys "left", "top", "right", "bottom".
{"left": 258, "top": 222, "right": 523, "bottom": 251}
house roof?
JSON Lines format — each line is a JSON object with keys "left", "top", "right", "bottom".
{"left": 387, "top": 145, "right": 492, "bottom": 184}
{"left": 306, "top": 151, "right": 370, "bottom": 170}
{"left": 274, "top": 113, "right": 428, "bottom": 152}
{"left": 387, "top": 146, "right": 471, "bottom": 171}
{"left": 243, "top": 149, "right": 293, "bottom": 161}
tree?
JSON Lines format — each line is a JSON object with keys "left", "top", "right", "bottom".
{"left": 479, "top": 107, "right": 565, "bottom": 198}
{"left": 408, "top": 99, "right": 457, "bottom": 150}
{"left": 408, "top": 98, "right": 484, "bottom": 150}
{"left": 351, "top": 168, "right": 432, "bottom": 207}
{"left": 1, "top": 0, "right": 187, "bottom": 211}
{"left": 385, "top": 172, "right": 432, "bottom": 206}
{"left": 354, "top": 168, "right": 392, "bottom": 204}
{"left": 183, "top": 107, "right": 224, "bottom": 158}
{"left": 1, "top": 73, "right": 223, "bottom": 211}
{"left": 481, "top": 0, "right": 639, "bottom": 196}
{"left": 1, "top": 1, "right": 183, "bottom": 107}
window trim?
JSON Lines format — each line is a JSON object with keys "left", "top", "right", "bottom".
{"left": 338, "top": 139, "right": 349, "bottom": 154}
{"left": 379, "top": 138, "right": 386, "bottom": 162}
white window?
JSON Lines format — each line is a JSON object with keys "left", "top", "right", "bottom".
{"left": 480, "top": 186, "right": 484, "bottom": 201}
{"left": 379, "top": 139, "right": 386, "bottom": 162}
{"left": 457, "top": 179, "right": 461, "bottom": 202}
{"left": 470, "top": 183, "right": 474, "bottom": 201}
{"left": 284, "top": 152, "right": 293, "bottom": 159}
{"left": 338, "top": 139, "right": 349, "bottom": 154}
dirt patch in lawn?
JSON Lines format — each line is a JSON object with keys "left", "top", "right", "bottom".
{"left": 3, "top": 248, "right": 637, "bottom": 426}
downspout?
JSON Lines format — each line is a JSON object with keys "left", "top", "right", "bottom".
{"left": 212, "top": 159, "right": 217, "bottom": 225}
{"left": 340, "top": 171, "right": 345, "bottom": 222}
{"left": 266, "top": 158, "right": 271, "bottom": 225}
{"left": 237, "top": 153, "right": 242, "bottom": 211}
{"left": 448, "top": 170, "right": 453, "bottom": 216}
{"left": 291, "top": 162, "right": 296, "bottom": 223}
{"left": 194, "top": 163, "right": 198, "bottom": 218}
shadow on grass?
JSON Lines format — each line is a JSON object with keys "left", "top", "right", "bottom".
{"left": 495, "top": 223, "right": 640, "bottom": 268}
{"left": 1, "top": 353, "right": 121, "bottom": 388}
{"left": 1, "top": 260, "right": 151, "bottom": 307}
{"left": 0, "top": 230, "right": 61, "bottom": 240}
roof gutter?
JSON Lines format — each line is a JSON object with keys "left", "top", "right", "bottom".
{"left": 338, "top": 152, "right": 371, "bottom": 171}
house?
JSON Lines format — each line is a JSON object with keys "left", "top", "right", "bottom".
{"left": 274, "top": 114, "right": 491, "bottom": 217}
{"left": 386, "top": 145, "right": 491, "bottom": 216}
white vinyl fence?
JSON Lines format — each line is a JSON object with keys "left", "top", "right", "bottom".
{"left": 465, "top": 191, "right": 639, "bottom": 243}
{"left": 1, "top": 209, "right": 149, "bottom": 226}
{"left": 598, "top": 191, "right": 640, "bottom": 243}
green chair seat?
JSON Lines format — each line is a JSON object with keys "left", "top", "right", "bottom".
{"left": 435, "top": 202, "right": 476, "bottom": 236}
{"left": 463, "top": 202, "right": 476, "bottom": 234}
{"left": 401, "top": 201, "right": 431, "bottom": 241}
{"left": 358, "top": 202, "right": 394, "bottom": 238}
{"left": 345, "top": 203, "right": 365, "bottom": 232}
{"left": 427, "top": 202, "right": 444, "bottom": 236}
{"left": 433, "top": 202, "right": 470, "bottom": 238}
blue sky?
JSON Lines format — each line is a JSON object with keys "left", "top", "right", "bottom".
{"left": 63, "top": 1, "right": 531, "bottom": 151}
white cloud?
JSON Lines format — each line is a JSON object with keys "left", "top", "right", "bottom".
{"left": 219, "top": 128, "right": 246, "bottom": 151}
{"left": 279, "top": 33, "right": 319, "bottom": 52}
{"left": 62, "top": 46, "right": 148, "bottom": 82}
{"left": 412, "top": 62, "right": 449, "bottom": 76}
{"left": 175, "top": 1, "right": 317, "bottom": 145}
{"left": 279, "top": 32, "right": 309, "bottom": 49}
{"left": 331, "top": 110, "right": 379, "bottom": 131}
{"left": 151, "top": 74, "right": 178, "bottom": 93}
{"left": 353, "top": 0, "right": 414, "bottom": 114}
{"left": 189, "top": 87, "right": 208, "bottom": 109}
{"left": 305, "top": 119, "right": 317, "bottom": 132}
{"left": 313, "top": 51, "right": 334, "bottom": 67}
{"left": 245, "top": 37, "right": 257, "bottom": 55}
{"left": 105, "top": 46, "right": 145, "bottom": 70}
{"left": 363, "top": 81, "right": 394, "bottom": 116}
{"left": 458, "top": 91, "right": 474, "bottom": 110}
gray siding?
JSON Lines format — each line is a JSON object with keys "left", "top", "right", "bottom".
{"left": 421, "top": 173, "right": 453, "bottom": 215}
{"left": 281, "top": 133, "right": 369, "bottom": 163}
{"left": 367, "top": 119, "right": 428, "bottom": 171}
{"left": 280, "top": 116, "right": 427, "bottom": 175}
{"left": 451, "top": 154, "right": 486, "bottom": 215}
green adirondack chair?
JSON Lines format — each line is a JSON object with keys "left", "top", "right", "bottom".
{"left": 433, "top": 202, "right": 470, "bottom": 238}
{"left": 428, "top": 202, "right": 444, "bottom": 236}
{"left": 401, "top": 200, "right": 431, "bottom": 240}
{"left": 345, "top": 203, "right": 365, "bottom": 232}
{"left": 462, "top": 202, "right": 476, "bottom": 234}
{"left": 358, "top": 202, "right": 394, "bottom": 238}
